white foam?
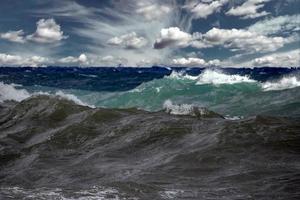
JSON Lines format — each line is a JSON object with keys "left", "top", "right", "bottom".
{"left": 163, "top": 100, "right": 211, "bottom": 117}
{"left": 54, "top": 91, "right": 95, "bottom": 108}
{"left": 0, "top": 82, "right": 30, "bottom": 103}
{"left": 262, "top": 76, "right": 300, "bottom": 91}
{"left": 167, "top": 71, "right": 198, "bottom": 80}
{"left": 224, "top": 115, "right": 244, "bottom": 120}
{"left": 167, "top": 70, "right": 256, "bottom": 85}
{"left": 0, "top": 186, "right": 123, "bottom": 200}
{"left": 0, "top": 82, "right": 94, "bottom": 108}
{"left": 163, "top": 99, "right": 195, "bottom": 115}
{"left": 196, "top": 70, "right": 256, "bottom": 85}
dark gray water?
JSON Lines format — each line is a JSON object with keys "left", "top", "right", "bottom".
{"left": 0, "top": 96, "right": 299, "bottom": 199}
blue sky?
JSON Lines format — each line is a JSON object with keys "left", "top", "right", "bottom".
{"left": 0, "top": 0, "right": 299, "bottom": 67}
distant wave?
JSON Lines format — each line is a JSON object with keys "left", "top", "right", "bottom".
{"left": 196, "top": 69, "right": 256, "bottom": 85}
{"left": 262, "top": 76, "right": 300, "bottom": 91}
{"left": 167, "top": 71, "right": 199, "bottom": 81}
{"left": 168, "top": 69, "right": 300, "bottom": 91}
{"left": 167, "top": 69, "right": 256, "bottom": 85}
{"left": 1, "top": 69, "right": 300, "bottom": 117}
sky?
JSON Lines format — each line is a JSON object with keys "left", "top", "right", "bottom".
{"left": 0, "top": 0, "right": 299, "bottom": 67}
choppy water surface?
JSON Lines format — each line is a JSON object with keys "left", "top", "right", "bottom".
{"left": 0, "top": 67, "right": 300, "bottom": 199}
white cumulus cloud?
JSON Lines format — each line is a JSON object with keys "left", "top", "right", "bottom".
{"left": 252, "top": 49, "right": 300, "bottom": 67}
{"left": 108, "top": 32, "right": 148, "bottom": 49}
{"left": 154, "top": 27, "right": 192, "bottom": 49}
{"left": 226, "top": 0, "right": 270, "bottom": 19}
{"left": 27, "top": 18, "right": 67, "bottom": 43}
{"left": 184, "top": 0, "right": 228, "bottom": 19}
{"left": 200, "top": 27, "right": 290, "bottom": 53}
{"left": 0, "top": 30, "right": 26, "bottom": 43}
{"left": 0, "top": 53, "right": 48, "bottom": 67}
{"left": 154, "top": 27, "right": 291, "bottom": 53}
{"left": 172, "top": 57, "right": 220, "bottom": 67}
{"left": 58, "top": 54, "right": 88, "bottom": 65}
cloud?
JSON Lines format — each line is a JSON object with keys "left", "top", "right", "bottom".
{"left": 108, "top": 32, "right": 148, "bottom": 49}
{"left": 154, "top": 27, "right": 192, "bottom": 49}
{"left": 252, "top": 49, "right": 300, "bottom": 67}
{"left": 58, "top": 54, "right": 88, "bottom": 65}
{"left": 172, "top": 57, "right": 220, "bottom": 66}
{"left": 199, "top": 27, "right": 290, "bottom": 53}
{"left": 0, "top": 53, "right": 48, "bottom": 67}
{"left": 226, "top": 0, "right": 270, "bottom": 19}
{"left": 184, "top": 0, "right": 228, "bottom": 19}
{"left": 248, "top": 14, "right": 300, "bottom": 35}
{"left": 98, "top": 55, "right": 128, "bottom": 66}
{"left": 27, "top": 19, "right": 67, "bottom": 43}
{"left": 155, "top": 27, "right": 291, "bottom": 53}
{"left": 136, "top": 2, "right": 171, "bottom": 21}
{"left": 0, "top": 30, "right": 26, "bottom": 43}
{"left": 35, "top": 0, "right": 176, "bottom": 66}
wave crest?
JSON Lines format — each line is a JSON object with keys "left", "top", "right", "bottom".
{"left": 0, "top": 82, "right": 93, "bottom": 108}
{"left": 196, "top": 70, "right": 256, "bottom": 85}
{"left": 262, "top": 76, "right": 300, "bottom": 91}
{"left": 0, "top": 82, "right": 30, "bottom": 103}
{"left": 167, "top": 70, "right": 256, "bottom": 85}
{"left": 163, "top": 100, "right": 223, "bottom": 118}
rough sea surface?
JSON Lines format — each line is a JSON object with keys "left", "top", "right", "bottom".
{"left": 0, "top": 67, "right": 299, "bottom": 199}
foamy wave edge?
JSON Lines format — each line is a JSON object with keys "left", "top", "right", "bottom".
{"left": 167, "top": 69, "right": 300, "bottom": 91}
{"left": 0, "top": 82, "right": 95, "bottom": 108}
{"left": 262, "top": 76, "right": 300, "bottom": 91}
{"left": 167, "top": 69, "right": 256, "bottom": 85}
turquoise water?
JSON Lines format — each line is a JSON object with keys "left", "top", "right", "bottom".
{"left": 16, "top": 70, "right": 300, "bottom": 118}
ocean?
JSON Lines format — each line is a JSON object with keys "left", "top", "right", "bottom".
{"left": 0, "top": 66, "right": 299, "bottom": 199}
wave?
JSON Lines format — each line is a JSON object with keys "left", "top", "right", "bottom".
{"left": 0, "top": 82, "right": 94, "bottom": 108}
{"left": 1, "top": 69, "right": 300, "bottom": 117}
{"left": 0, "top": 82, "right": 30, "bottom": 103}
{"left": 0, "top": 96, "right": 299, "bottom": 199}
{"left": 196, "top": 69, "right": 256, "bottom": 85}
{"left": 163, "top": 99, "right": 223, "bottom": 118}
{"left": 167, "top": 71, "right": 198, "bottom": 80}
{"left": 167, "top": 69, "right": 256, "bottom": 85}
{"left": 262, "top": 76, "right": 300, "bottom": 91}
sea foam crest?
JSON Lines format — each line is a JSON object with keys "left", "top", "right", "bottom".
{"left": 262, "top": 76, "right": 300, "bottom": 91}
{"left": 167, "top": 71, "right": 198, "bottom": 80}
{"left": 167, "top": 70, "right": 256, "bottom": 85}
{"left": 54, "top": 91, "right": 95, "bottom": 108}
{"left": 196, "top": 70, "right": 256, "bottom": 85}
{"left": 163, "top": 99, "right": 195, "bottom": 115}
{"left": 163, "top": 99, "right": 220, "bottom": 118}
{"left": 0, "top": 82, "right": 94, "bottom": 108}
{"left": 0, "top": 82, "right": 30, "bottom": 103}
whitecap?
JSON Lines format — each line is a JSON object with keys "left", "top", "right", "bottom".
{"left": 0, "top": 82, "right": 94, "bottom": 108}
{"left": 196, "top": 70, "right": 256, "bottom": 85}
{"left": 163, "top": 99, "right": 194, "bottom": 115}
{"left": 167, "top": 71, "right": 198, "bottom": 80}
{"left": 0, "top": 82, "right": 30, "bottom": 103}
{"left": 54, "top": 90, "right": 95, "bottom": 108}
{"left": 262, "top": 76, "right": 300, "bottom": 91}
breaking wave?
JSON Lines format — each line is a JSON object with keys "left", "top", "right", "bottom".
{"left": 0, "top": 82, "right": 30, "bottom": 103}
{"left": 1, "top": 69, "right": 300, "bottom": 117}
{"left": 196, "top": 69, "right": 256, "bottom": 85}
{"left": 167, "top": 69, "right": 256, "bottom": 85}
{"left": 262, "top": 76, "right": 300, "bottom": 91}
{"left": 0, "top": 82, "right": 94, "bottom": 108}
